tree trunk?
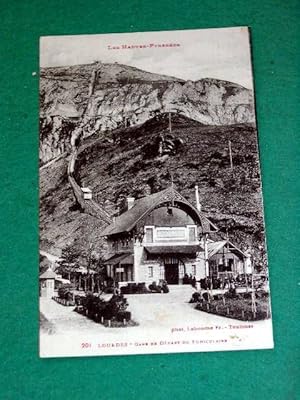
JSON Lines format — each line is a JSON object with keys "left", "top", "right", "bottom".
{"left": 91, "top": 274, "right": 95, "bottom": 293}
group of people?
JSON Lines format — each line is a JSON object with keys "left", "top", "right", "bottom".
{"left": 182, "top": 274, "right": 197, "bottom": 287}
{"left": 184, "top": 274, "right": 255, "bottom": 291}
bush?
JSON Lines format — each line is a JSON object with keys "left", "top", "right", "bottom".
{"left": 75, "top": 295, "right": 85, "bottom": 306}
{"left": 256, "top": 290, "right": 269, "bottom": 299}
{"left": 116, "top": 311, "right": 131, "bottom": 322}
{"left": 224, "top": 288, "right": 238, "bottom": 299}
{"left": 101, "top": 305, "right": 114, "bottom": 320}
{"left": 58, "top": 283, "right": 75, "bottom": 300}
{"left": 189, "top": 292, "right": 202, "bottom": 303}
{"left": 202, "top": 292, "right": 210, "bottom": 302}
{"left": 149, "top": 280, "right": 169, "bottom": 293}
{"left": 149, "top": 282, "right": 162, "bottom": 293}
{"left": 103, "top": 286, "right": 115, "bottom": 294}
{"left": 77, "top": 292, "right": 133, "bottom": 324}
{"left": 213, "top": 294, "right": 223, "bottom": 301}
{"left": 161, "top": 284, "right": 169, "bottom": 293}
{"left": 137, "top": 282, "right": 149, "bottom": 293}
{"left": 121, "top": 282, "right": 150, "bottom": 294}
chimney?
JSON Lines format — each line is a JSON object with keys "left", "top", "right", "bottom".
{"left": 195, "top": 185, "right": 201, "bottom": 211}
{"left": 127, "top": 197, "right": 135, "bottom": 210}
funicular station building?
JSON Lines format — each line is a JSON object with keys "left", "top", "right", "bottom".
{"left": 101, "top": 186, "right": 247, "bottom": 285}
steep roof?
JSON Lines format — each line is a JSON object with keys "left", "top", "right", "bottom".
{"left": 101, "top": 186, "right": 218, "bottom": 236}
{"left": 39, "top": 268, "right": 56, "bottom": 279}
{"left": 207, "top": 240, "right": 247, "bottom": 259}
{"left": 207, "top": 241, "right": 227, "bottom": 258}
{"left": 103, "top": 253, "right": 134, "bottom": 265}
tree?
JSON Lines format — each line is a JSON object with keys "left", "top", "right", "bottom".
{"left": 57, "top": 242, "right": 81, "bottom": 280}
{"left": 57, "top": 218, "right": 108, "bottom": 291}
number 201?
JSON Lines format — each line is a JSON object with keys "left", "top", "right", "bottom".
{"left": 81, "top": 343, "right": 91, "bottom": 348}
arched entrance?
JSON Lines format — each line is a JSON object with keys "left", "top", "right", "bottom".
{"left": 163, "top": 256, "right": 185, "bottom": 284}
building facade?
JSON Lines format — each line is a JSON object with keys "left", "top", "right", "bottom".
{"left": 102, "top": 186, "right": 246, "bottom": 285}
{"left": 207, "top": 240, "right": 249, "bottom": 279}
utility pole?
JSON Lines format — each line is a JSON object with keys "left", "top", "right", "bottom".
{"left": 195, "top": 184, "right": 208, "bottom": 276}
{"left": 169, "top": 112, "right": 172, "bottom": 133}
{"left": 170, "top": 172, "right": 174, "bottom": 188}
{"left": 170, "top": 172, "right": 174, "bottom": 206}
{"left": 204, "top": 233, "right": 209, "bottom": 277}
{"left": 195, "top": 185, "right": 201, "bottom": 212}
{"left": 225, "top": 226, "right": 229, "bottom": 240}
{"left": 228, "top": 140, "right": 233, "bottom": 170}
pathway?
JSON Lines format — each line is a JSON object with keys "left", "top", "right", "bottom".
{"left": 40, "top": 285, "right": 253, "bottom": 336}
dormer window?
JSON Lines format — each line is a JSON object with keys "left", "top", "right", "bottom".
{"left": 167, "top": 206, "right": 173, "bottom": 215}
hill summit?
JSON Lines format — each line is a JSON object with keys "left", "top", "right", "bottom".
{"left": 39, "top": 62, "right": 255, "bottom": 164}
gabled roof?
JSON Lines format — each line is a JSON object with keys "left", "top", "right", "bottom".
{"left": 207, "top": 241, "right": 227, "bottom": 258}
{"left": 207, "top": 240, "right": 247, "bottom": 259}
{"left": 101, "top": 186, "right": 218, "bottom": 236}
{"left": 103, "top": 253, "right": 134, "bottom": 265}
{"left": 39, "top": 268, "right": 56, "bottom": 279}
{"left": 81, "top": 187, "right": 92, "bottom": 193}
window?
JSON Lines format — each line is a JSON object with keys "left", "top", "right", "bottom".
{"left": 148, "top": 266, "right": 154, "bottom": 278}
{"left": 188, "top": 227, "right": 196, "bottom": 242}
{"left": 228, "top": 259, "right": 234, "bottom": 271}
{"left": 127, "top": 267, "right": 133, "bottom": 282}
{"left": 179, "top": 262, "right": 185, "bottom": 279}
{"left": 159, "top": 265, "right": 165, "bottom": 279}
{"left": 156, "top": 228, "right": 186, "bottom": 241}
{"left": 121, "top": 239, "right": 129, "bottom": 249}
{"left": 145, "top": 227, "right": 154, "bottom": 243}
{"left": 192, "top": 264, "right": 196, "bottom": 276}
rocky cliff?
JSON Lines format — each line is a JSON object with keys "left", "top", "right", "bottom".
{"left": 39, "top": 62, "right": 255, "bottom": 164}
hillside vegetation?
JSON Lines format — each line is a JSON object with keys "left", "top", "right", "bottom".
{"left": 74, "top": 114, "right": 265, "bottom": 256}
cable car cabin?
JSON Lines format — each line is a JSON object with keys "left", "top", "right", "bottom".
{"left": 81, "top": 187, "right": 92, "bottom": 200}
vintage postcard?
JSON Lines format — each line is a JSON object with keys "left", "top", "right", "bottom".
{"left": 39, "top": 27, "right": 273, "bottom": 357}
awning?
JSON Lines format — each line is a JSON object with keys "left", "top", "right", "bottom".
{"left": 120, "top": 254, "right": 134, "bottom": 265}
{"left": 145, "top": 245, "right": 202, "bottom": 255}
{"left": 55, "top": 277, "right": 71, "bottom": 284}
{"left": 104, "top": 253, "right": 133, "bottom": 265}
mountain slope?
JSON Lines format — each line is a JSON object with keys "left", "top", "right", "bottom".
{"left": 39, "top": 62, "right": 255, "bottom": 164}
{"left": 40, "top": 113, "right": 265, "bottom": 266}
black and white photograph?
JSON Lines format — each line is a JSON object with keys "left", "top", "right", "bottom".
{"left": 39, "top": 27, "right": 273, "bottom": 357}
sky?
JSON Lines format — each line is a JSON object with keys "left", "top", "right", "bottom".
{"left": 40, "top": 27, "right": 254, "bottom": 89}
